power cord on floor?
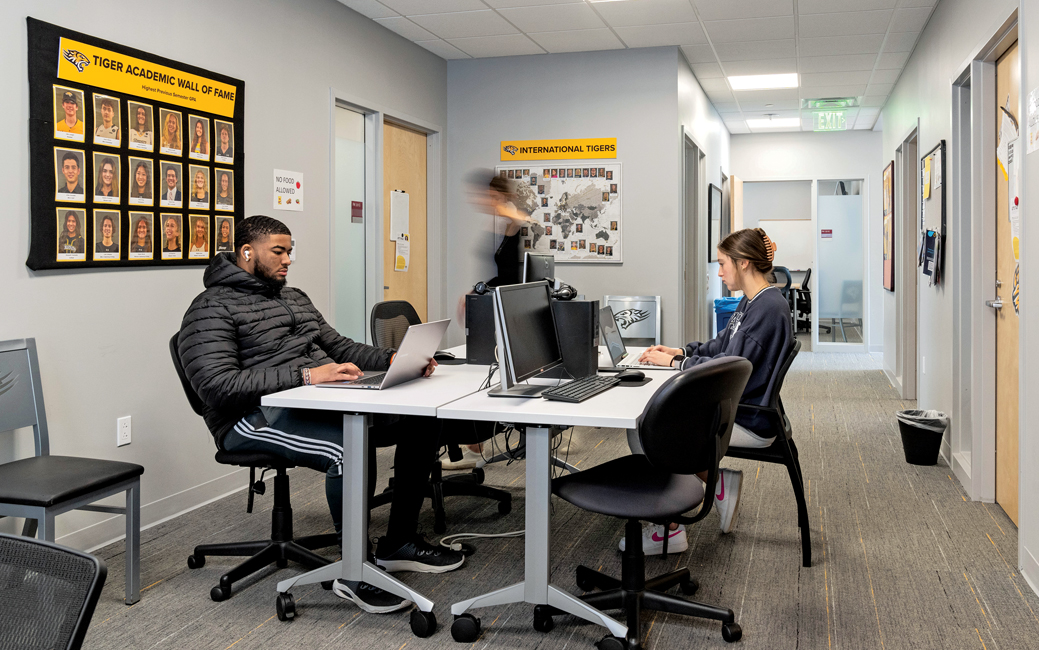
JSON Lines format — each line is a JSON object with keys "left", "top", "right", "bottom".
{"left": 438, "top": 529, "right": 525, "bottom": 551}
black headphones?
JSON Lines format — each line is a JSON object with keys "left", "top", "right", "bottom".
{"left": 472, "top": 281, "right": 491, "bottom": 295}
{"left": 546, "top": 278, "right": 577, "bottom": 301}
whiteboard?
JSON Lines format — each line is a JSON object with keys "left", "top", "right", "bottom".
{"left": 759, "top": 219, "right": 813, "bottom": 271}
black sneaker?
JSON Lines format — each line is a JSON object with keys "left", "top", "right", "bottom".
{"left": 331, "top": 579, "right": 412, "bottom": 614}
{"left": 375, "top": 535, "right": 465, "bottom": 573}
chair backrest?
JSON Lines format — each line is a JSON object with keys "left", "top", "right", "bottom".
{"left": 370, "top": 301, "right": 422, "bottom": 348}
{"left": 764, "top": 339, "right": 801, "bottom": 413}
{"left": 0, "top": 338, "right": 49, "bottom": 456}
{"left": 773, "top": 266, "right": 792, "bottom": 298}
{"left": 801, "top": 267, "right": 812, "bottom": 290}
{"left": 602, "top": 295, "right": 661, "bottom": 346}
{"left": 638, "top": 356, "right": 752, "bottom": 476}
{"left": 0, "top": 533, "right": 107, "bottom": 650}
{"left": 169, "top": 334, "right": 206, "bottom": 417}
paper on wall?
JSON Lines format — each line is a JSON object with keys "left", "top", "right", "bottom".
{"left": 389, "top": 190, "right": 409, "bottom": 242}
{"left": 1028, "top": 87, "right": 1039, "bottom": 154}
{"left": 997, "top": 107, "right": 1018, "bottom": 180}
{"left": 923, "top": 156, "right": 931, "bottom": 199}
{"left": 932, "top": 148, "right": 942, "bottom": 189}
{"left": 1008, "top": 137, "right": 1021, "bottom": 260}
{"left": 394, "top": 234, "right": 410, "bottom": 272}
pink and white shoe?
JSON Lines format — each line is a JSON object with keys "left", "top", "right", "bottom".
{"left": 618, "top": 522, "right": 688, "bottom": 555}
{"left": 715, "top": 468, "right": 743, "bottom": 534}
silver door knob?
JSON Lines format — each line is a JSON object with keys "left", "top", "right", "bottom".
{"left": 986, "top": 298, "right": 1003, "bottom": 309}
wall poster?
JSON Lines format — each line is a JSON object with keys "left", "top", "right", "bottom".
{"left": 882, "top": 160, "right": 895, "bottom": 292}
{"left": 26, "top": 18, "right": 245, "bottom": 270}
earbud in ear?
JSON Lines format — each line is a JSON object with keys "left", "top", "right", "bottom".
{"left": 243, "top": 250, "right": 250, "bottom": 261}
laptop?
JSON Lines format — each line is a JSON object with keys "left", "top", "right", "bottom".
{"left": 317, "top": 319, "right": 451, "bottom": 390}
{"left": 598, "top": 306, "right": 677, "bottom": 372}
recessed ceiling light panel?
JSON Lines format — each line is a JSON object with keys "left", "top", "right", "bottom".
{"left": 728, "top": 73, "right": 799, "bottom": 91}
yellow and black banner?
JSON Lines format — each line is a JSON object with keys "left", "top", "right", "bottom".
{"left": 501, "top": 138, "right": 616, "bottom": 161}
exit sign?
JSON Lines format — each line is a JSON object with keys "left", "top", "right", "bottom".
{"left": 814, "top": 111, "right": 847, "bottom": 131}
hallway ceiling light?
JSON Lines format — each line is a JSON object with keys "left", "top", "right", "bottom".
{"left": 728, "top": 73, "right": 799, "bottom": 91}
{"left": 746, "top": 118, "right": 800, "bottom": 129}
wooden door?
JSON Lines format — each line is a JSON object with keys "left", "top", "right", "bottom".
{"left": 383, "top": 121, "right": 427, "bottom": 320}
{"left": 995, "top": 42, "right": 1019, "bottom": 524}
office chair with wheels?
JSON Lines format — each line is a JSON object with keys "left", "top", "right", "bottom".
{"left": 0, "top": 533, "right": 107, "bottom": 650}
{"left": 0, "top": 338, "right": 143, "bottom": 607}
{"left": 545, "top": 357, "right": 753, "bottom": 647}
{"left": 726, "top": 340, "right": 810, "bottom": 566}
{"left": 795, "top": 268, "right": 821, "bottom": 334}
{"left": 368, "top": 301, "right": 511, "bottom": 534}
{"left": 170, "top": 335, "right": 338, "bottom": 602}
{"left": 772, "top": 266, "right": 796, "bottom": 331}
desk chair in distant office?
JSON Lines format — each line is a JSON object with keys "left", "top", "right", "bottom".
{"left": 773, "top": 266, "right": 796, "bottom": 331}
{"left": 169, "top": 335, "right": 338, "bottom": 602}
{"left": 726, "top": 340, "right": 810, "bottom": 567}
{"left": 0, "top": 533, "right": 107, "bottom": 650}
{"left": 795, "top": 268, "right": 824, "bottom": 335}
{"left": 368, "top": 301, "right": 511, "bottom": 534}
{"left": 0, "top": 338, "right": 143, "bottom": 606}
{"left": 545, "top": 357, "right": 752, "bottom": 647}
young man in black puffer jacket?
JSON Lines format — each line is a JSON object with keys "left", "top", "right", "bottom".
{"left": 178, "top": 215, "right": 463, "bottom": 614}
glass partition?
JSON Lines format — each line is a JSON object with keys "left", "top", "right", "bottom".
{"left": 817, "top": 180, "right": 864, "bottom": 346}
{"left": 334, "top": 106, "right": 366, "bottom": 341}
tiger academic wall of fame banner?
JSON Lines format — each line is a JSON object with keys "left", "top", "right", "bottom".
{"left": 26, "top": 18, "right": 246, "bottom": 271}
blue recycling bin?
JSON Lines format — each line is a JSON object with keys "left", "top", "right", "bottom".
{"left": 715, "top": 297, "right": 741, "bottom": 335}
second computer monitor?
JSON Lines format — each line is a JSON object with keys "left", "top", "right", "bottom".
{"left": 496, "top": 280, "right": 563, "bottom": 384}
{"left": 523, "top": 252, "right": 555, "bottom": 283}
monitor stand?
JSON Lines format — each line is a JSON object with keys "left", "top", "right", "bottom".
{"left": 487, "top": 383, "right": 546, "bottom": 398}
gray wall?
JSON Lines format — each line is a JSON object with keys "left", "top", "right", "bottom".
{"left": 743, "top": 181, "right": 813, "bottom": 227}
{"left": 1, "top": 0, "right": 446, "bottom": 549}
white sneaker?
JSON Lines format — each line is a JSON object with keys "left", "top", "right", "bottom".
{"left": 618, "top": 522, "right": 688, "bottom": 555}
{"left": 715, "top": 468, "right": 743, "bottom": 534}
{"left": 441, "top": 448, "right": 486, "bottom": 471}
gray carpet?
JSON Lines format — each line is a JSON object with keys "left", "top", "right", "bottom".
{"left": 83, "top": 352, "right": 1039, "bottom": 649}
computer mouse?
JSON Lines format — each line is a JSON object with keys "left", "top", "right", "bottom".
{"left": 616, "top": 369, "right": 645, "bottom": 383}
{"left": 433, "top": 350, "right": 456, "bottom": 361}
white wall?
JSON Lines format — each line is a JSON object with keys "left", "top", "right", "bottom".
{"left": 1, "top": 0, "right": 446, "bottom": 548}
{"left": 743, "top": 181, "right": 813, "bottom": 228}
{"left": 730, "top": 131, "right": 884, "bottom": 351}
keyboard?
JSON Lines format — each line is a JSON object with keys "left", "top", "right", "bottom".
{"left": 541, "top": 375, "right": 619, "bottom": 403}
{"left": 348, "top": 373, "right": 385, "bottom": 386}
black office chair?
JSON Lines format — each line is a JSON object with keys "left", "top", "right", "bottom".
{"left": 726, "top": 339, "right": 810, "bottom": 567}
{"left": 169, "top": 335, "right": 338, "bottom": 602}
{"left": 368, "top": 301, "right": 511, "bottom": 534}
{"left": 795, "top": 268, "right": 815, "bottom": 334}
{"left": 547, "top": 357, "right": 753, "bottom": 647}
{"left": 0, "top": 533, "right": 107, "bottom": 650}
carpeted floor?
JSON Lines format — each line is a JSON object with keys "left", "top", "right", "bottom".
{"left": 83, "top": 352, "right": 1039, "bottom": 649}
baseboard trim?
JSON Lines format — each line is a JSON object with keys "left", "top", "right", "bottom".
{"left": 952, "top": 451, "right": 972, "bottom": 496}
{"left": 1022, "top": 545, "right": 1039, "bottom": 599}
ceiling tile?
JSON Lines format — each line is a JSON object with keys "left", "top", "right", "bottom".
{"left": 409, "top": 10, "right": 519, "bottom": 39}
{"left": 704, "top": 16, "right": 796, "bottom": 43}
{"left": 497, "top": 4, "right": 605, "bottom": 32}
{"left": 798, "top": 10, "right": 893, "bottom": 38}
{"left": 869, "top": 68, "right": 901, "bottom": 84}
{"left": 447, "top": 33, "right": 544, "bottom": 57}
{"left": 882, "top": 31, "right": 920, "bottom": 52}
{"left": 799, "top": 34, "right": 885, "bottom": 56}
{"left": 739, "top": 99, "right": 800, "bottom": 110}
{"left": 860, "top": 95, "right": 888, "bottom": 106}
{"left": 798, "top": 0, "right": 897, "bottom": 13}
{"left": 798, "top": 54, "right": 877, "bottom": 72}
{"left": 744, "top": 109, "right": 800, "bottom": 119}
{"left": 414, "top": 39, "right": 471, "bottom": 59}
{"left": 714, "top": 39, "right": 797, "bottom": 61}
{"left": 680, "top": 44, "right": 717, "bottom": 64}
{"left": 749, "top": 124, "right": 801, "bottom": 132}
{"left": 733, "top": 88, "right": 800, "bottom": 102}
{"left": 801, "top": 71, "right": 872, "bottom": 87}
{"left": 727, "top": 123, "right": 752, "bottom": 134}
{"left": 337, "top": 0, "right": 398, "bottom": 19}
{"left": 373, "top": 16, "right": 438, "bottom": 41}
{"left": 723, "top": 58, "right": 798, "bottom": 75}
{"left": 698, "top": 77, "right": 731, "bottom": 93}
{"left": 876, "top": 51, "right": 910, "bottom": 68}
{"left": 866, "top": 83, "right": 894, "bottom": 95}
{"left": 527, "top": 28, "right": 624, "bottom": 53}
{"left": 615, "top": 22, "right": 708, "bottom": 48}
{"left": 856, "top": 107, "right": 881, "bottom": 117}
{"left": 713, "top": 102, "right": 741, "bottom": 113}
{"left": 706, "top": 88, "right": 735, "bottom": 103}
{"left": 890, "top": 7, "right": 932, "bottom": 32}
{"left": 691, "top": 62, "right": 724, "bottom": 78}
{"left": 380, "top": 0, "right": 485, "bottom": 13}
{"left": 800, "top": 84, "right": 867, "bottom": 97}
{"left": 692, "top": 0, "right": 793, "bottom": 21}
{"left": 592, "top": 0, "right": 698, "bottom": 28}
{"left": 896, "top": 0, "right": 936, "bottom": 7}
{"left": 483, "top": 0, "right": 582, "bottom": 6}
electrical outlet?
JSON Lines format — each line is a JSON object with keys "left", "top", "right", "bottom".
{"left": 117, "top": 416, "right": 131, "bottom": 447}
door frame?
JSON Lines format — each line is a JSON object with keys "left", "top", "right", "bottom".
{"left": 679, "top": 127, "right": 709, "bottom": 343}
{"left": 892, "top": 123, "right": 919, "bottom": 399}
{"left": 328, "top": 88, "right": 443, "bottom": 344}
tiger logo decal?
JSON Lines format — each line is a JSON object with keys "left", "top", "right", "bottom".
{"left": 614, "top": 308, "right": 650, "bottom": 330}
{"left": 63, "top": 48, "right": 90, "bottom": 73}
{"left": 503, "top": 145, "right": 518, "bottom": 156}
{"left": 0, "top": 371, "right": 18, "bottom": 399}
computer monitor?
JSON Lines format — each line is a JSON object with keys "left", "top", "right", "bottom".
{"left": 489, "top": 281, "right": 564, "bottom": 398}
{"left": 523, "top": 252, "right": 555, "bottom": 283}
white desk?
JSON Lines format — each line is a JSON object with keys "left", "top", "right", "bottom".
{"left": 261, "top": 361, "right": 490, "bottom": 630}
{"left": 438, "top": 375, "right": 662, "bottom": 639}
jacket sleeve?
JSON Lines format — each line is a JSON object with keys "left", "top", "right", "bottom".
{"left": 179, "top": 300, "right": 302, "bottom": 413}
{"left": 679, "top": 330, "right": 765, "bottom": 371}
{"left": 683, "top": 332, "right": 726, "bottom": 359}
{"left": 314, "top": 311, "right": 394, "bottom": 370}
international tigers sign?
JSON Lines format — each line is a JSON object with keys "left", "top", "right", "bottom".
{"left": 500, "top": 138, "right": 617, "bottom": 161}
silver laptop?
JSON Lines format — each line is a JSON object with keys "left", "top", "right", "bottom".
{"left": 599, "top": 306, "right": 677, "bottom": 372}
{"left": 317, "top": 319, "right": 451, "bottom": 390}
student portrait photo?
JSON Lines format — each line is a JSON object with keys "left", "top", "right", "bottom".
{"left": 93, "top": 210, "right": 120, "bottom": 260}
{"left": 589, "top": 241, "right": 596, "bottom": 252}
{"left": 522, "top": 169, "right": 529, "bottom": 176}
{"left": 576, "top": 222, "right": 583, "bottom": 233}
{"left": 597, "top": 244, "right": 604, "bottom": 255}
{"left": 606, "top": 246, "right": 613, "bottom": 256}
{"left": 128, "top": 212, "right": 154, "bottom": 259}
{"left": 602, "top": 192, "right": 610, "bottom": 202}
{"left": 161, "top": 214, "right": 183, "bottom": 259}
{"left": 611, "top": 220, "right": 618, "bottom": 230}
{"left": 606, "top": 170, "right": 613, "bottom": 180}
{"left": 550, "top": 240, "right": 557, "bottom": 250}
{"left": 160, "top": 162, "right": 183, "bottom": 207}
{"left": 215, "top": 170, "right": 234, "bottom": 211}
{"left": 545, "top": 225, "right": 553, "bottom": 236}
{"left": 538, "top": 184, "right": 545, "bottom": 195}
{"left": 53, "top": 86, "right": 85, "bottom": 142}
{"left": 128, "top": 102, "right": 153, "bottom": 151}
{"left": 507, "top": 169, "right": 514, "bottom": 179}
{"left": 56, "top": 208, "right": 86, "bottom": 261}
{"left": 128, "top": 157, "right": 153, "bottom": 206}
{"left": 542, "top": 169, "right": 550, "bottom": 177}
{"left": 591, "top": 168, "right": 598, "bottom": 178}
{"left": 159, "top": 108, "right": 182, "bottom": 155}
{"left": 93, "top": 95, "right": 120, "bottom": 146}
{"left": 188, "top": 165, "right": 210, "bottom": 210}
{"left": 599, "top": 168, "right": 606, "bottom": 176}
{"left": 611, "top": 183, "right": 618, "bottom": 193}
{"left": 214, "top": 120, "right": 234, "bottom": 162}
{"left": 54, "top": 148, "right": 85, "bottom": 202}
{"left": 571, "top": 241, "right": 578, "bottom": 250}
{"left": 523, "top": 239, "right": 531, "bottom": 250}
{"left": 188, "top": 215, "right": 210, "bottom": 259}
{"left": 579, "top": 239, "right": 586, "bottom": 248}
{"left": 541, "top": 197, "right": 548, "bottom": 207}
{"left": 567, "top": 168, "right": 573, "bottom": 178}
{"left": 582, "top": 168, "right": 589, "bottom": 177}
{"left": 188, "top": 115, "right": 210, "bottom": 161}
{"left": 214, "top": 216, "right": 235, "bottom": 252}
{"left": 92, "top": 153, "right": 120, "bottom": 204}
{"left": 543, "top": 212, "right": 550, "bottom": 222}
{"left": 551, "top": 169, "right": 558, "bottom": 177}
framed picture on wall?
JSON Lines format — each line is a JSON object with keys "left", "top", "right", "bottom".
{"left": 883, "top": 161, "right": 895, "bottom": 291}
{"left": 708, "top": 183, "right": 723, "bottom": 262}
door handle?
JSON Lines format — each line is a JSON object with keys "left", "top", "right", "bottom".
{"left": 985, "top": 297, "right": 1003, "bottom": 310}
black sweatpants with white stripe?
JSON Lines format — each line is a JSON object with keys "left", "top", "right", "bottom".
{"left": 225, "top": 406, "right": 441, "bottom": 546}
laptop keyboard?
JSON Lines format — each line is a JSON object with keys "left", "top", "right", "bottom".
{"left": 541, "top": 375, "right": 619, "bottom": 403}
{"left": 349, "top": 373, "right": 385, "bottom": 386}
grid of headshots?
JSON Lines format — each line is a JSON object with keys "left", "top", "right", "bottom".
{"left": 49, "top": 84, "right": 237, "bottom": 265}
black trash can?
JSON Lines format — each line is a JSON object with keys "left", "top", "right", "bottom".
{"left": 896, "top": 410, "right": 949, "bottom": 465}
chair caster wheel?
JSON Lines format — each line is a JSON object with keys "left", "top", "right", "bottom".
{"left": 498, "top": 499, "right": 512, "bottom": 515}
{"left": 187, "top": 554, "right": 205, "bottom": 569}
{"left": 472, "top": 467, "right": 485, "bottom": 484}
{"left": 210, "top": 585, "right": 230, "bottom": 602}
{"left": 410, "top": 609, "right": 437, "bottom": 638}
{"left": 576, "top": 566, "right": 598, "bottom": 591}
{"left": 451, "top": 613, "right": 480, "bottom": 642}
{"left": 276, "top": 593, "right": 295, "bottom": 621}
{"left": 321, "top": 581, "right": 333, "bottom": 590}
{"left": 533, "top": 605, "right": 554, "bottom": 632}
{"left": 722, "top": 622, "right": 742, "bottom": 642}
{"left": 596, "top": 635, "right": 626, "bottom": 650}
{"left": 680, "top": 577, "right": 699, "bottom": 595}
